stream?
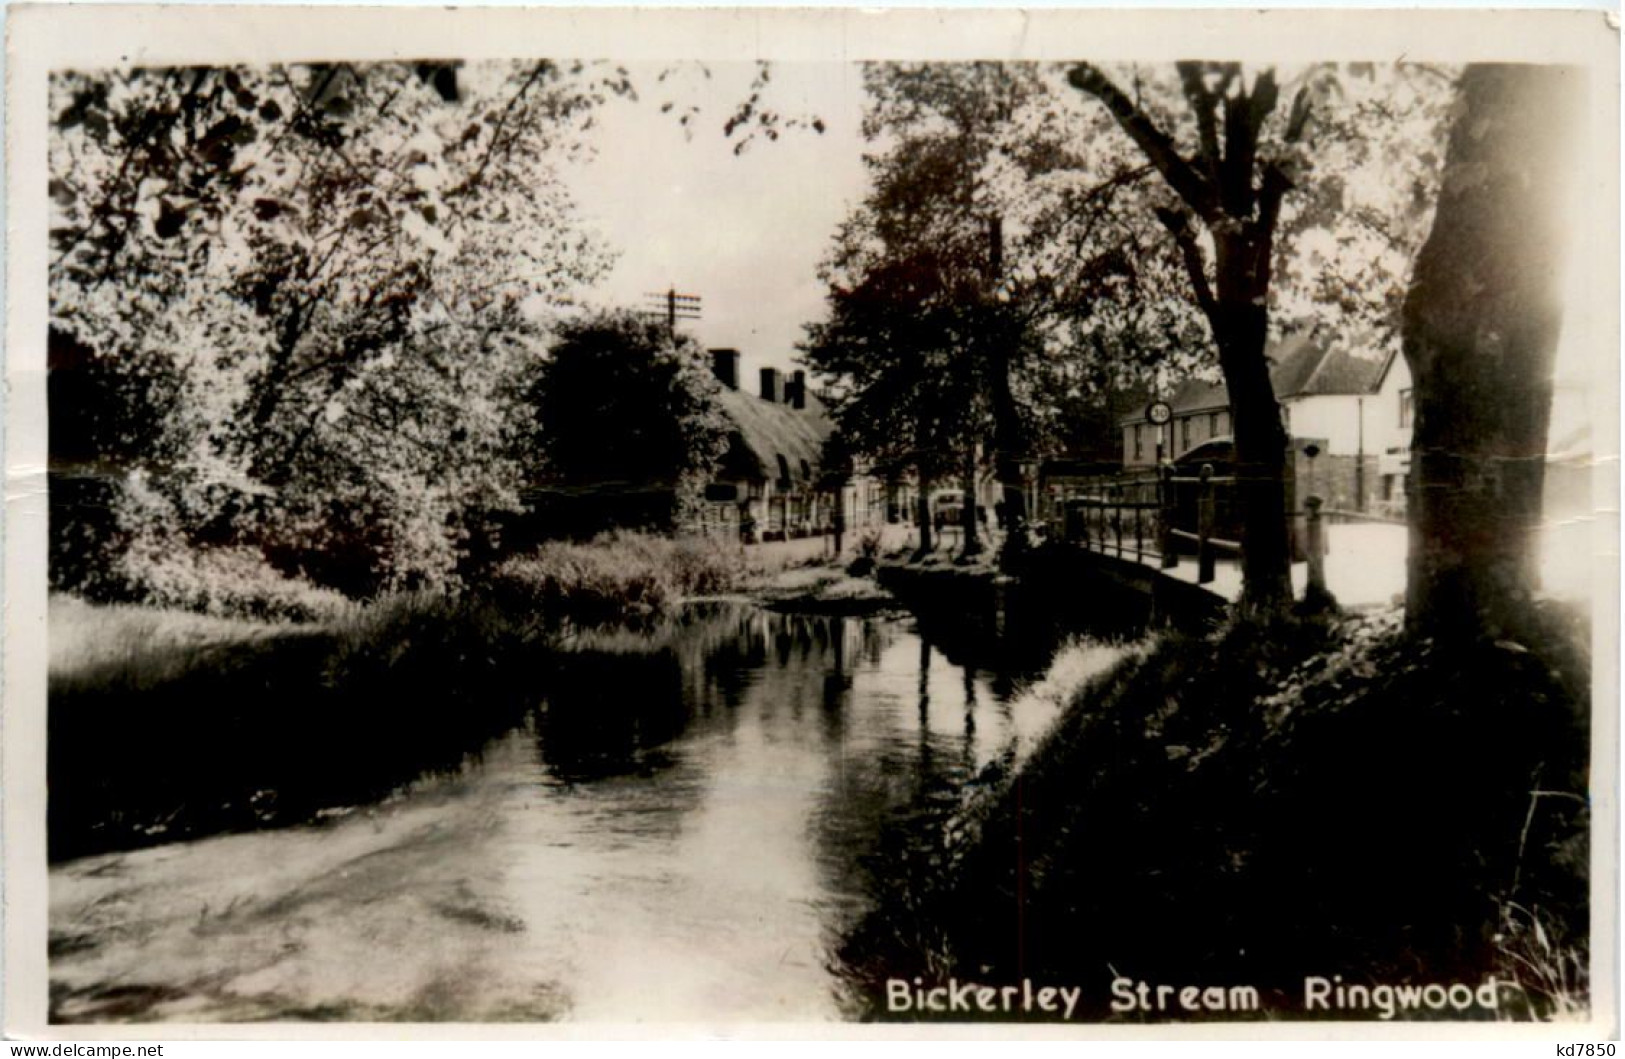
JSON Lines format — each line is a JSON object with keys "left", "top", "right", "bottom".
{"left": 49, "top": 603, "right": 1133, "bottom": 1023}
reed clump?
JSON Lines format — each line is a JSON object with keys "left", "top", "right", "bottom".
{"left": 491, "top": 531, "right": 748, "bottom": 624}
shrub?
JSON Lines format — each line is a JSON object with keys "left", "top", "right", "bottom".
{"left": 839, "top": 604, "right": 1592, "bottom": 1020}
{"left": 491, "top": 531, "right": 745, "bottom": 624}
{"left": 49, "top": 591, "right": 547, "bottom": 861}
{"left": 113, "top": 538, "right": 352, "bottom": 623}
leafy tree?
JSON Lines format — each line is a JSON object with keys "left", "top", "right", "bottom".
{"left": 1065, "top": 63, "right": 1318, "bottom": 611}
{"left": 802, "top": 243, "right": 983, "bottom": 557}
{"left": 48, "top": 60, "right": 626, "bottom": 594}
{"left": 1401, "top": 64, "right": 1581, "bottom": 638}
{"left": 808, "top": 63, "right": 1200, "bottom": 560}
{"left": 845, "top": 65, "right": 1024, "bottom": 558}
{"left": 1066, "top": 62, "right": 1452, "bottom": 612}
{"left": 47, "top": 325, "right": 187, "bottom": 595}
{"left": 527, "top": 310, "right": 730, "bottom": 536}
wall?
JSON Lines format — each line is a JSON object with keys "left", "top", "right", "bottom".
{"left": 1284, "top": 395, "right": 1363, "bottom": 455}
{"left": 1362, "top": 356, "right": 1413, "bottom": 519}
{"left": 1170, "top": 407, "right": 1230, "bottom": 459}
{"left": 1295, "top": 450, "right": 1381, "bottom": 515}
{"left": 1361, "top": 356, "right": 1414, "bottom": 465}
{"left": 1123, "top": 408, "right": 1230, "bottom": 467}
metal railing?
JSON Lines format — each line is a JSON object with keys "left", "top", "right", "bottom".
{"left": 1053, "top": 464, "right": 1250, "bottom": 586}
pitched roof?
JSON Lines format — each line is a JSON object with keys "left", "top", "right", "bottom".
{"left": 715, "top": 387, "right": 832, "bottom": 486}
{"left": 1166, "top": 377, "right": 1228, "bottom": 416}
{"left": 1279, "top": 336, "right": 1388, "bottom": 398}
{"left": 1124, "top": 335, "right": 1389, "bottom": 423}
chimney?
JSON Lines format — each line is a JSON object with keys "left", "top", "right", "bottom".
{"left": 710, "top": 348, "right": 740, "bottom": 390}
{"left": 759, "top": 367, "right": 780, "bottom": 404}
{"left": 787, "top": 370, "right": 807, "bottom": 410}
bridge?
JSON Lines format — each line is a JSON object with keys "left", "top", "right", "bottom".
{"left": 1045, "top": 469, "right": 1409, "bottom": 611}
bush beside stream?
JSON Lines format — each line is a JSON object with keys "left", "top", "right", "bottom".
{"left": 48, "top": 593, "right": 553, "bottom": 862}
{"left": 838, "top": 603, "right": 1592, "bottom": 1022}
{"left": 48, "top": 532, "right": 843, "bottom": 861}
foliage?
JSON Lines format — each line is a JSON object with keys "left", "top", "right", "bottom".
{"left": 525, "top": 310, "right": 731, "bottom": 535}
{"left": 1057, "top": 62, "right": 1455, "bottom": 608}
{"left": 1059, "top": 62, "right": 1453, "bottom": 354}
{"left": 801, "top": 241, "right": 994, "bottom": 484}
{"left": 491, "top": 531, "right": 745, "bottom": 624}
{"left": 803, "top": 64, "right": 1195, "bottom": 490}
{"left": 838, "top": 603, "right": 1590, "bottom": 1019}
{"left": 804, "top": 63, "right": 1452, "bottom": 505}
{"left": 48, "top": 591, "right": 550, "bottom": 861}
{"left": 49, "top": 60, "right": 628, "bottom": 598}
{"left": 109, "top": 537, "right": 354, "bottom": 624}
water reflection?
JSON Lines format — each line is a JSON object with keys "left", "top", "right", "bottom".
{"left": 509, "top": 603, "right": 1086, "bottom": 1020}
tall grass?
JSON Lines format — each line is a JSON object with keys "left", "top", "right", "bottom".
{"left": 1494, "top": 900, "right": 1590, "bottom": 1020}
{"left": 106, "top": 540, "right": 355, "bottom": 623}
{"left": 490, "top": 531, "right": 748, "bottom": 624}
{"left": 49, "top": 532, "right": 769, "bottom": 859}
{"left": 48, "top": 592, "right": 553, "bottom": 862}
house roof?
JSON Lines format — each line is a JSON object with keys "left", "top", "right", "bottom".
{"left": 1123, "top": 335, "right": 1390, "bottom": 424}
{"left": 716, "top": 387, "right": 832, "bottom": 486}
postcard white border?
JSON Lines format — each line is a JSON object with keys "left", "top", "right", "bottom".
{"left": 4, "top": 4, "right": 1619, "bottom": 1041}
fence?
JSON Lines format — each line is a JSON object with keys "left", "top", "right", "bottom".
{"left": 1050, "top": 464, "right": 1259, "bottom": 587}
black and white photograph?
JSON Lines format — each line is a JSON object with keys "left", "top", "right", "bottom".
{"left": 4, "top": 5, "right": 1618, "bottom": 1039}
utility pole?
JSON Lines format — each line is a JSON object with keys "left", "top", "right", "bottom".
{"left": 643, "top": 288, "right": 701, "bottom": 332}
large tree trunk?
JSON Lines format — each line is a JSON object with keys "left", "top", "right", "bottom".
{"left": 990, "top": 337, "right": 1029, "bottom": 565}
{"left": 914, "top": 468, "right": 934, "bottom": 556}
{"left": 1068, "top": 63, "right": 1308, "bottom": 616}
{"left": 985, "top": 217, "right": 1028, "bottom": 566}
{"left": 960, "top": 443, "right": 982, "bottom": 559}
{"left": 1402, "top": 64, "right": 1579, "bottom": 639}
{"left": 1214, "top": 236, "right": 1294, "bottom": 614}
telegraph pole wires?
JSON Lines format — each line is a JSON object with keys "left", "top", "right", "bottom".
{"left": 643, "top": 287, "right": 702, "bottom": 332}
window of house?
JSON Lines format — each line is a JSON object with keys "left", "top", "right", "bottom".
{"left": 1181, "top": 416, "right": 1192, "bottom": 451}
{"left": 1209, "top": 411, "right": 1220, "bottom": 437}
{"left": 775, "top": 454, "right": 791, "bottom": 485}
{"left": 1133, "top": 424, "right": 1143, "bottom": 460}
{"left": 1399, "top": 388, "right": 1414, "bottom": 428}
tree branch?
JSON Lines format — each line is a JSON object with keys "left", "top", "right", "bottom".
{"left": 1154, "top": 206, "right": 1218, "bottom": 324}
{"left": 1247, "top": 68, "right": 1281, "bottom": 141}
{"left": 1250, "top": 82, "right": 1310, "bottom": 289}
{"left": 1253, "top": 84, "right": 1312, "bottom": 245}
{"left": 1220, "top": 72, "right": 1275, "bottom": 218}
{"left": 1176, "top": 62, "right": 1224, "bottom": 181}
{"left": 1283, "top": 83, "right": 1313, "bottom": 143}
{"left": 1068, "top": 63, "right": 1220, "bottom": 222}
{"left": 1256, "top": 164, "right": 1292, "bottom": 240}
{"left": 459, "top": 61, "right": 552, "bottom": 199}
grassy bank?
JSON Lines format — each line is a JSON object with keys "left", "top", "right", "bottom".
{"left": 49, "top": 592, "right": 556, "bottom": 861}
{"left": 838, "top": 603, "right": 1591, "bottom": 1022}
{"left": 491, "top": 532, "right": 755, "bottom": 624}
{"left": 48, "top": 531, "right": 854, "bottom": 860}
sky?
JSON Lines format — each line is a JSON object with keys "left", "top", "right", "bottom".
{"left": 561, "top": 63, "right": 872, "bottom": 386}
{"left": 555, "top": 59, "right": 1601, "bottom": 448}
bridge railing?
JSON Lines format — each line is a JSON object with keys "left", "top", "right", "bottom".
{"left": 1061, "top": 472, "right": 1162, "bottom": 565}
{"left": 1056, "top": 465, "right": 1242, "bottom": 586}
